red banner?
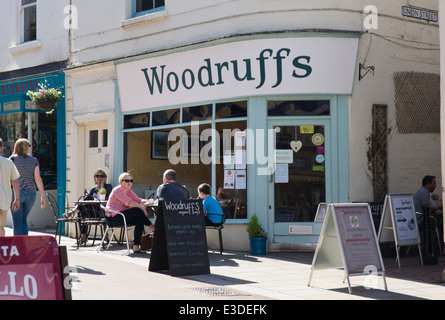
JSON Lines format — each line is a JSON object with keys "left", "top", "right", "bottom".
{"left": 0, "top": 236, "right": 64, "bottom": 300}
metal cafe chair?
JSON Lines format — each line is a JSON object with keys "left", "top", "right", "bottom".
{"left": 205, "top": 198, "right": 234, "bottom": 254}
{"left": 416, "top": 211, "right": 443, "bottom": 256}
{"left": 76, "top": 198, "right": 106, "bottom": 248}
{"left": 97, "top": 205, "right": 133, "bottom": 255}
{"left": 46, "top": 193, "right": 79, "bottom": 245}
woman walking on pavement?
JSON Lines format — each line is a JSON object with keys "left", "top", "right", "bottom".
{"left": 10, "top": 138, "right": 46, "bottom": 235}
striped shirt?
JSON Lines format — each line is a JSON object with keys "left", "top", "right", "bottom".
{"left": 106, "top": 185, "right": 142, "bottom": 217}
{"left": 0, "top": 156, "right": 20, "bottom": 210}
{"left": 9, "top": 155, "right": 39, "bottom": 191}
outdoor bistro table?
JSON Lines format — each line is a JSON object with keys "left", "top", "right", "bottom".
{"left": 145, "top": 200, "right": 158, "bottom": 219}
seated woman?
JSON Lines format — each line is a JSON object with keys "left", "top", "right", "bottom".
{"left": 64, "top": 169, "right": 114, "bottom": 244}
{"left": 106, "top": 172, "right": 155, "bottom": 253}
{"left": 88, "top": 169, "right": 113, "bottom": 199}
{"left": 197, "top": 183, "right": 224, "bottom": 225}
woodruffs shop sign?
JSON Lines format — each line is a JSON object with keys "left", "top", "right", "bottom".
{"left": 116, "top": 37, "right": 359, "bottom": 112}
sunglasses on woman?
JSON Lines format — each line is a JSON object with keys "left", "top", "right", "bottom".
{"left": 95, "top": 175, "right": 105, "bottom": 178}
{"left": 123, "top": 179, "right": 133, "bottom": 183}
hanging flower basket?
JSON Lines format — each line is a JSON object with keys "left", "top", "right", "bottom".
{"left": 27, "top": 80, "right": 63, "bottom": 111}
{"left": 35, "top": 99, "right": 58, "bottom": 111}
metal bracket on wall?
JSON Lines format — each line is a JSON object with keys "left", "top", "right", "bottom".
{"left": 358, "top": 63, "right": 375, "bottom": 81}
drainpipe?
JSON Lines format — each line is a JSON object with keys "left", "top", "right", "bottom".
{"left": 439, "top": 1, "right": 445, "bottom": 282}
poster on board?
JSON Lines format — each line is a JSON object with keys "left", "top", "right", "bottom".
{"left": 314, "top": 203, "right": 326, "bottom": 222}
{"left": 377, "top": 193, "right": 422, "bottom": 268}
{"left": 308, "top": 203, "right": 387, "bottom": 294}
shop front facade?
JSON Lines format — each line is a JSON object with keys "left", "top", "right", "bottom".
{"left": 65, "top": 1, "right": 440, "bottom": 252}
{"left": 66, "top": 34, "right": 357, "bottom": 251}
{"left": 0, "top": 70, "right": 66, "bottom": 230}
{"left": 113, "top": 35, "right": 356, "bottom": 250}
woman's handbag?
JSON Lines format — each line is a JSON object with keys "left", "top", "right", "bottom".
{"left": 140, "top": 233, "right": 153, "bottom": 250}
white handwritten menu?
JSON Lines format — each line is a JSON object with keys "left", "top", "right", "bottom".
{"left": 333, "top": 206, "right": 383, "bottom": 274}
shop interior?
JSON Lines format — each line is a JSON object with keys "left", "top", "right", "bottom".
{"left": 0, "top": 104, "right": 57, "bottom": 190}
{"left": 124, "top": 101, "right": 248, "bottom": 220}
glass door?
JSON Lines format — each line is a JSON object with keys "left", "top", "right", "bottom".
{"left": 268, "top": 120, "right": 330, "bottom": 240}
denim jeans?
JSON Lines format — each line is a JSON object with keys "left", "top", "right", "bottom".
{"left": 12, "top": 189, "right": 36, "bottom": 236}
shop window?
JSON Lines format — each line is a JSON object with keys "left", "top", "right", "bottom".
{"left": 215, "top": 121, "right": 247, "bottom": 219}
{"left": 135, "top": 0, "right": 165, "bottom": 16}
{"left": 124, "top": 113, "right": 150, "bottom": 129}
{"left": 0, "top": 111, "right": 59, "bottom": 189}
{"left": 183, "top": 105, "right": 212, "bottom": 123}
{"left": 37, "top": 112, "right": 57, "bottom": 189}
{"left": 152, "top": 109, "right": 180, "bottom": 126}
{"left": 267, "top": 100, "right": 330, "bottom": 117}
{"left": 1, "top": 111, "right": 57, "bottom": 189}
{"left": 215, "top": 101, "right": 247, "bottom": 119}
{"left": 21, "top": 0, "right": 37, "bottom": 43}
{"left": 123, "top": 107, "right": 248, "bottom": 220}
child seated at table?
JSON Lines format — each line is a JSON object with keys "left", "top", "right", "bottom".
{"left": 197, "top": 183, "right": 224, "bottom": 225}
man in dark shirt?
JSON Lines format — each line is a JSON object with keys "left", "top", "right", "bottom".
{"left": 413, "top": 175, "right": 442, "bottom": 215}
{"left": 157, "top": 169, "right": 190, "bottom": 200}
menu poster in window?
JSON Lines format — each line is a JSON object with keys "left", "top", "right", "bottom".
{"left": 234, "top": 131, "right": 246, "bottom": 148}
{"left": 274, "top": 163, "right": 289, "bottom": 183}
{"left": 223, "top": 150, "right": 234, "bottom": 169}
{"left": 234, "top": 131, "right": 246, "bottom": 169}
{"left": 149, "top": 200, "right": 210, "bottom": 277}
{"left": 224, "top": 170, "right": 235, "bottom": 189}
{"left": 235, "top": 149, "right": 246, "bottom": 169}
{"left": 235, "top": 170, "right": 246, "bottom": 189}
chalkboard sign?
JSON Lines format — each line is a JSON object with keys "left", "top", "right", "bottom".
{"left": 308, "top": 203, "right": 387, "bottom": 294}
{"left": 149, "top": 199, "right": 210, "bottom": 276}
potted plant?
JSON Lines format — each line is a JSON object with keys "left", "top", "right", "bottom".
{"left": 27, "top": 81, "right": 63, "bottom": 111}
{"left": 246, "top": 214, "right": 267, "bottom": 255}
{"left": 98, "top": 188, "right": 107, "bottom": 201}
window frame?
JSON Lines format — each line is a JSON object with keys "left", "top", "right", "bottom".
{"left": 20, "top": 0, "right": 37, "bottom": 44}
{"left": 133, "top": 0, "right": 165, "bottom": 17}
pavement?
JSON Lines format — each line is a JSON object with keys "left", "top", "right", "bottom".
{"left": 4, "top": 227, "right": 445, "bottom": 302}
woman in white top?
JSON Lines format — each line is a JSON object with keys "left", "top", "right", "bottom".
{"left": 9, "top": 138, "right": 46, "bottom": 235}
{"left": 0, "top": 138, "right": 20, "bottom": 237}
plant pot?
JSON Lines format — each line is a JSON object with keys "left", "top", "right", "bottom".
{"left": 249, "top": 237, "right": 267, "bottom": 255}
{"left": 36, "top": 99, "right": 57, "bottom": 111}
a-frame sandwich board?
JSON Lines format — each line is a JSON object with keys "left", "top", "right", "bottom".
{"left": 377, "top": 193, "right": 423, "bottom": 268}
{"left": 308, "top": 203, "right": 387, "bottom": 294}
